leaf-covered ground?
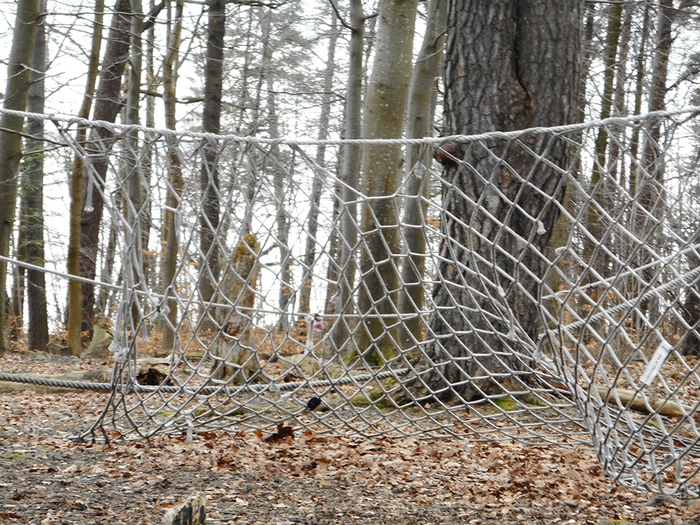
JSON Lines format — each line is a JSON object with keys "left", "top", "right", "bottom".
{"left": 2, "top": 351, "right": 700, "bottom": 525}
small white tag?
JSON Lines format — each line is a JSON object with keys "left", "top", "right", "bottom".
{"left": 640, "top": 341, "right": 674, "bottom": 386}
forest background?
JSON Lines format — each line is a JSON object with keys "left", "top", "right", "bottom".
{"left": 0, "top": 0, "right": 698, "bottom": 359}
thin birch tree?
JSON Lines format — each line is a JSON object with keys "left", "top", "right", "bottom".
{"left": 355, "top": 0, "right": 419, "bottom": 359}
{"left": 397, "top": 0, "right": 447, "bottom": 349}
{"left": 331, "top": 0, "right": 367, "bottom": 351}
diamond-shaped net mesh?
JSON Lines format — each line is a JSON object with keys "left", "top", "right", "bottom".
{"left": 5, "top": 107, "right": 700, "bottom": 496}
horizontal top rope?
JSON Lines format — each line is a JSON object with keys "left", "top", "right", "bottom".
{"left": 1, "top": 106, "right": 699, "bottom": 146}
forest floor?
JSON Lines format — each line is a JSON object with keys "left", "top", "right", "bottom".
{"left": 2, "top": 351, "right": 700, "bottom": 525}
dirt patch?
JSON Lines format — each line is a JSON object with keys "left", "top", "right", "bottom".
{"left": 1, "top": 351, "right": 700, "bottom": 524}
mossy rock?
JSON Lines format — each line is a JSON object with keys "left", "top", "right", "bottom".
{"left": 344, "top": 344, "right": 397, "bottom": 367}
{"left": 350, "top": 387, "right": 389, "bottom": 409}
{"left": 494, "top": 396, "right": 518, "bottom": 411}
{"left": 492, "top": 393, "right": 548, "bottom": 412}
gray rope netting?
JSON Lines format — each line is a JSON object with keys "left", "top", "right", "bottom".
{"left": 3, "top": 107, "right": 700, "bottom": 497}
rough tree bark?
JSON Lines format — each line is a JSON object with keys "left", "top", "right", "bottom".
{"left": 212, "top": 234, "right": 261, "bottom": 383}
{"left": 410, "top": 0, "right": 582, "bottom": 402}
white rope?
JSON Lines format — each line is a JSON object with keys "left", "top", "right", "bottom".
{"left": 0, "top": 105, "right": 697, "bottom": 145}
{"left": 0, "top": 254, "right": 121, "bottom": 290}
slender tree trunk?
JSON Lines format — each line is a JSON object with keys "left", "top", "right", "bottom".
{"left": 267, "top": 79, "right": 294, "bottom": 329}
{"left": 124, "top": 0, "right": 144, "bottom": 332}
{"left": 95, "top": 219, "right": 117, "bottom": 320}
{"left": 161, "top": 0, "right": 184, "bottom": 355}
{"left": 235, "top": 8, "right": 258, "bottom": 236}
{"left": 410, "top": 0, "right": 581, "bottom": 402}
{"left": 578, "top": 1, "right": 595, "bottom": 121}
{"left": 356, "top": 0, "right": 419, "bottom": 358}
{"left": 586, "top": 0, "right": 622, "bottom": 249}
{"left": 635, "top": 0, "right": 675, "bottom": 318}
{"left": 77, "top": 0, "right": 130, "bottom": 350}
{"left": 272, "top": 119, "right": 294, "bottom": 332}
{"left": 299, "top": 9, "right": 339, "bottom": 316}
{"left": 142, "top": 0, "right": 156, "bottom": 301}
{"left": 24, "top": 0, "right": 49, "bottom": 351}
{"left": 609, "top": 3, "right": 633, "bottom": 187}
{"left": 10, "top": 220, "right": 25, "bottom": 343}
{"left": 397, "top": 0, "right": 447, "bottom": 349}
{"left": 582, "top": 0, "right": 622, "bottom": 336}
{"left": 629, "top": 2, "right": 651, "bottom": 198}
{"left": 199, "top": 0, "right": 225, "bottom": 332}
{"left": 683, "top": 228, "right": 700, "bottom": 355}
{"left": 0, "top": 0, "right": 40, "bottom": 352}
{"left": 331, "top": 0, "right": 365, "bottom": 352}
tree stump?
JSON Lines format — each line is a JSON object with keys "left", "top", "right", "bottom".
{"left": 82, "top": 323, "right": 113, "bottom": 360}
{"left": 162, "top": 493, "right": 206, "bottom": 525}
{"left": 211, "top": 234, "right": 261, "bottom": 384}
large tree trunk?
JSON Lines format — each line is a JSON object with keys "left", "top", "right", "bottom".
{"left": 0, "top": 0, "right": 40, "bottom": 352}
{"left": 412, "top": 0, "right": 582, "bottom": 402}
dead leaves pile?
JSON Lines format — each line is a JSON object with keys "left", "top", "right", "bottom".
{"left": 3, "top": 388, "right": 700, "bottom": 524}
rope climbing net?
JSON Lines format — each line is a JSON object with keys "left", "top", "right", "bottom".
{"left": 3, "top": 107, "right": 700, "bottom": 497}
